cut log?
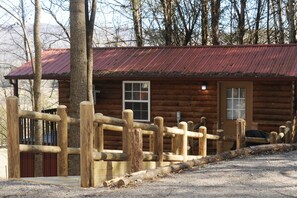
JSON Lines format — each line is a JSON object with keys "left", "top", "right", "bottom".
{"left": 104, "top": 144, "right": 297, "bottom": 188}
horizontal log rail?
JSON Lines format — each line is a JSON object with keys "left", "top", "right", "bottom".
{"left": 19, "top": 144, "right": 61, "bottom": 153}
{"left": 102, "top": 124, "right": 123, "bottom": 132}
{"left": 133, "top": 122, "right": 158, "bottom": 131}
{"left": 94, "top": 113, "right": 126, "bottom": 126}
{"left": 19, "top": 110, "right": 61, "bottom": 122}
{"left": 67, "top": 117, "right": 80, "bottom": 125}
{"left": 67, "top": 147, "right": 81, "bottom": 155}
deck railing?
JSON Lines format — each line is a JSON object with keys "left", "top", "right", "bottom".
{"left": 6, "top": 96, "right": 289, "bottom": 187}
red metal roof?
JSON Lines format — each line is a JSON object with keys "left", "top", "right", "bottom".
{"left": 5, "top": 44, "right": 297, "bottom": 79}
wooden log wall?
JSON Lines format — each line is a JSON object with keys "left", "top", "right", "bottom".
{"left": 253, "top": 81, "right": 293, "bottom": 132}
{"left": 59, "top": 80, "right": 218, "bottom": 152}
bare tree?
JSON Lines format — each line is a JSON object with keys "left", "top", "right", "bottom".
{"left": 232, "top": 0, "right": 247, "bottom": 44}
{"left": 211, "top": 0, "right": 220, "bottom": 45}
{"left": 85, "top": 0, "right": 97, "bottom": 104}
{"left": 201, "top": 0, "right": 209, "bottom": 45}
{"left": 32, "top": 0, "right": 43, "bottom": 177}
{"left": 132, "top": 0, "right": 143, "bottom": 46}
{"left": 160, "top": 0, "right": 175, "bottom": 45}
{"left": 288, "top": 0, "right": 296, "bottom": 43}
{"left": 69, "top": 0, "right": 88, "bottom": 175}
{"left": 276, "top": 0, "right": 285, "bottom": 43}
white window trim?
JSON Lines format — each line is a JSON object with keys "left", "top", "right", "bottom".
{"left": 122, "top": 81, "right": 151, "bottom": 122}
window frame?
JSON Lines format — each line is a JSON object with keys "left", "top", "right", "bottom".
{"left": 122, "top": 81, "right": 151, "bottom": 122}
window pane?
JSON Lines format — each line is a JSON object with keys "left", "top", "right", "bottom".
{"left": 125, "top": 92, "right": 132, "bottom": 100}
{"left": 233, "top": 88, "right": 238, "bottom": 98}
{"left": 133, "top": 83, "right": 140, "bottom": 91}
{"left": 125, "top": 83, "right": 132, "bottom": 91}
{"left": 240, "top": 89, "right": 246, "bottom": 98}
{"left": 142, "top": 102, "right": 148, "bottom": 110}
{"left": 140, "top": 92, "right": 148, "bottom": 100}
{"left": 133, "top": 102, "right": 141, "bottom": 109}
{"left": 227, "top": 99, "right": 232, "bottom": 109}
{"left": 239, "top": 99, "right": 245, "bottom": 109}
{"left": 134, "top": 110, "right": 141, "bottom": 120}
{"left": 133, "top": 92, "right": 140, "bottom": 100}
{"left": 227, "top": 89, "right": 232, "bottom": 98}
{"left": 141, "top": 83, "right": 149, "bottom": 91}
{"left": 125, "top": 102, "right": 133, "bottom": 109}
{"left": 141, "top": 111, "right": 148, "bottom": 120}
{"left": 233, "top": 99, "right": 239, "bottom": 109}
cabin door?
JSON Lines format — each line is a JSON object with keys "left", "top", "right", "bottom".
{"left": 219, "top": 81, "right": 253, "bottom": 150}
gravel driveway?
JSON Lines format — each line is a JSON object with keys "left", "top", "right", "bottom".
{"left": 1, "top": 149, "right": 297, "bottom": 198}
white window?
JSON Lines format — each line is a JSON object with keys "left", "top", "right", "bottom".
{"left": 226, "top": 88, "right": 246, "bottom": 120}
{"left": 123, "top": 81, "right": 150, "bottom": 122}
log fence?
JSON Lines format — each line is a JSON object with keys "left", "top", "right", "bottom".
{"left": 6, "top": 96, "right": 289, "bottom": 187}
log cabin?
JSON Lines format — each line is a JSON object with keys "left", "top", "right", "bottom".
{"left": 5, "top": 44, "right": 297, "bottom": 153}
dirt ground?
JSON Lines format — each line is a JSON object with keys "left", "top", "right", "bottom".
{"left": 1, "top": 149, "right": 297, "bottom": 198}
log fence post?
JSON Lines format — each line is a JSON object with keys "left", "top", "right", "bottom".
{"left": 131, "top": 128, "right": 143, "bottom": 172}
{"left": 216, "top": 129, "right": 224, "bottom": 154}
{"left": 80, "top": 101, "right": 94, "bottom": 187}
{"left": 199, "top": 126, "right": 207, "bottom": 157}
{"left": 270, "top": 131, "right": 278, "bottom": 144}
{"left": 154, "top": 117, "right": 164, "bottom": 164}
{"left": 236, "top": 119, "right": 246, "bottom": 149}
{"left": 6, "top": 96, "right": 20, "bottom": 178}
{"left": 94, "top": 113, "right": 103, "bottom": 152}
{"left": 187, "top": 121, "right": 194, "bottom": 155}
{"left": 179, "top": 122, "right": 188, "bottom": 162}
{"left": 122, "top": 109, "right": 133, "bottom": 173}
{"left": 57, "top": 105, "right": 68, "bottom": 176}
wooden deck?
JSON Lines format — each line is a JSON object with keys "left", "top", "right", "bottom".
{"left": 22, "top": 176, "right": 80, "bottom": 187}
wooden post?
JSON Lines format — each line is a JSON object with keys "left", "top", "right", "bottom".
{"left": 6, "top": 96, "right": 20, "bottom": 178}
{"left": 154, "top": 117, "right": 164, "bottom": 164}
{"left": 216, "top": 129, "right": 224, "bottom": 154}
{"left": 187, "top": 121, "right": 194, "bottom": 155}
{"left": 94, "top": 113, "right": 103, "bottom": 152}
{"left": 131, "top": 128, "right": 143, "bottom": 172}
{"left": 57, "top": 105, "right": 68, "bottom": 176}
{"left": 236, "top": 119, "right": 246, "bottom": 149}
{"left": 172, "top": 134, "right": 179, "bottom": 155}
{"left": 179, "top": 122, "right": 188, "bottom": 162}
{"left": 199, "top": 126, "right": 207, "bottom": 157}
{"left": 80, "top": 101, "right": 94, "bottom": 187}
{"left": 285, "top": 121, "right": 292, "bottom": 143}
{"left": 94, "top": 123, "right": 104, "bottom": 152}
{"left": 149, "top": 133, "right": 154, "bottom": 153}
{"left": 270, "top": 131, "right": 278, "bottom": 144}
{"left": 122, "top": 109, "right": 133, "bottom": 173}
{"left": 122, "top": 110, "right": 133, "bottom": 154}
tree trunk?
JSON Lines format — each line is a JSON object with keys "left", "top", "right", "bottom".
{"left": 85, "top": 0, "right": 96, "bottom": 104}
{"left": 272, "top": 0, "right": 279, "bottom": 43}
{"left": 132, "top": 0, "right": 143, "bottom": 46}
{"left": 33, "top": 0, "right": 43, "bottom": 177}
{"left": 267, "top": 0, "right": 271, "bottom": 44}
{"left": 288, "top": 0, "right": 296, "bottom": 43}
{"left": 238, "top": 0, "right": 246, "bottom": 44}
{"left": 211, "top": 0, "right": 220, "bottom": 45}
{"left": 201, "top": 0, "right": 209, "bottom": 45}
{"left": 161, "top": 0, "right": 174, "bottom": 45}
{"left": 254, "top": 0, "right": 262, "bottom": 44}
{"left": 69, "top": 0, "right": 88, "bottom": 175}
{"left": 276, "top": 0, "right": 285, "bottom": 44}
